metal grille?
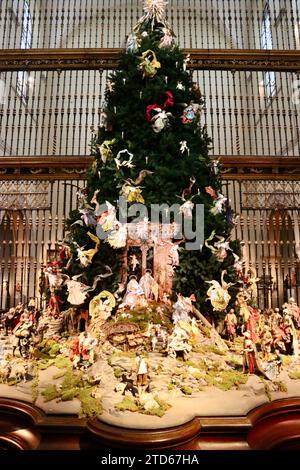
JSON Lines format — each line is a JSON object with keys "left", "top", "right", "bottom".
{"left": 0, "top": 179, "right": 86, "bottom": 309}
{"left": 223, "top": 179, "right": 300, "bottom": 309}
{"left": 0, "top": 69, "right": 299, "bottom": 157}
{"left": 1, "top": 0, "right": 300, "bottom": 49}
{"left": 241, "top": 181, "right": 300, "bottom": 210}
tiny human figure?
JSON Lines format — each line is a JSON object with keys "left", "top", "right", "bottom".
{"left": 260, "top": 326, "right": 273, "bottom": 361}
{"left": 274, "top": 349, "right": 283, "bottom": 375}
{"left": 48, "top": 290, "right": 61, "bottom": 318}
{"left": 243, "top": 331, "right": 256, "bottom": 375}
{"left": 133, "top": 352, "right": 149, "bottom": 395}
{"left": 78, "top": 331, "right": 98, "bottom": 368}
{"left": 270, "top": 308, "right": 281, "bottom": 330}
{"left": 70, "top": 337, "right": 81, "bottom": 369}
{"left": 224, "top": 308, "right": 237, "bottom": 342}
{"left": 12, "top": 310, "right": 33, "bottom": 358}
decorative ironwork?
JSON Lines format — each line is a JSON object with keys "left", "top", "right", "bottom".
{"left": 241, "top": 181, "right": 300, "bottom": 210}
{"left": 0, "top": 181, "right": 50, "bottom": 209}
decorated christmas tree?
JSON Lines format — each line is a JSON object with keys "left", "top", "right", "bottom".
{"left": 4, "top": 1, "right": 299, "bottom": 427}
{"left": 63, "top": 0, "right": 241, "bottom": 323}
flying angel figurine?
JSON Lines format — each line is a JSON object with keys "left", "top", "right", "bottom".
{"left": 206, "top": 270, "right": 235, "bottom": 312}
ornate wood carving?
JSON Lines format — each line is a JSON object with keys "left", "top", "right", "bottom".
{"left": 187, "top": 49, "right": 300, "bottom": 72}
{"left": 241, "top": 180, "right": 300, "bottom": 210}
{"left": 0, "top": 156, "right": 299, "bottom": 181}
{"left": 0, "top": 181, "right": 50, "bottom": 210}
{"left": 0, "top": 156, "right": 93, "bottom": 180}
{"left": 0, "top": 49, "right": 299, "bottom": 72}
{"left": 219, "top": 156, "right": 300, "bottom": 181}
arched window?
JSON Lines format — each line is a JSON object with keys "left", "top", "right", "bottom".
{"left": 16, "top": 0, "right": 32, "bottom": 103}
{"left": 260, "top": 3, "right": 276, "bottom": 99}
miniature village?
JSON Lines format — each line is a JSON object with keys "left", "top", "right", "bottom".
{"left": 0, "top": 256, "right": 300, "bottom": 426}
{"left": 0, "top": 0, "right": 300, "bottom": 427}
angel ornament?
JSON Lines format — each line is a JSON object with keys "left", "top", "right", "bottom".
{"left": 44, "top": 263, "right": 64, "bottom": 289}
{"left": 210, "top": 193, "right": 227, "bottom": 215}
{"left": 106, "top": 223, "right": 128, "bottom": 249}
{"left": 98, "top": 138, "right": 116, "bottom": 164}
{"left": 126, "top": 32, "right": 140, "bottom": 53}
{"left": 159, "top": 30, "right": 174, "bottom": 48}
{"left": 179, "top": 200, "right": 194, "bottom": 218}
{"left": 150, "top": 107, "right": 172, "bottom": 133}
{"left": 77, "top": 232, "right": 100, "bottom": 268}
{"left": 180, "top": 140, "right": 189, "bottom": 155}
{"left": 114, "top": 149, "right": 135, "bottom": 170}
{"left": 97, "top": 201, "right": 117, "bottom": 232}
{"left": 205, "top": 231, "right": 231, "bottom": 262}
{"left": 89, "top": 290, "right": 116, "bottom": 324}
{"left": 138, "top": 50, "right": 161, "bottom": 79}
{"left": 66, "top": 277, "right": 89, "bottom": 306}
{"left": 130, "top": 254, "right": 140, "bottom": 272}
{"left": 206, "top": 270, "right": 235, "bottom": 312}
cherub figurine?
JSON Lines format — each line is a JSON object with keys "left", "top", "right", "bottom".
{"left": 130, "top": 254, "right": 140, "bottom": 272}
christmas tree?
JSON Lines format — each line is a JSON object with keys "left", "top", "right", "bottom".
{"left": 63, "top": 0, "right": 241, "bottom": 322}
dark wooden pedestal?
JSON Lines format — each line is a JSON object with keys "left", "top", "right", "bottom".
{"left": 0, "top": 397, "right": 300, "bottom": 450}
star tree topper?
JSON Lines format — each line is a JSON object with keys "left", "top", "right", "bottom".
{"left": 137, "top": 0, "right": 169, "bottom": 29}
{"left": 144, "top": 0, "right": 168, "bottom": 17}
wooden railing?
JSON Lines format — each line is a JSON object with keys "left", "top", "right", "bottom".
{"left": 0, "top": 155, "right": 299, "bottom": 180}
{"left": 0, "top": 48, "right": 300, "bottom": 72}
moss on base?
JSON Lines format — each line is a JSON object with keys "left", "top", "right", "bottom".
{"left": 41, "top": 369, "right": 102, "bottom": 418}
{"left": 206, "top": 369, "right": 248, "bottom": 391}
{"left": 42, "top": 384, "right": 60, "bottom": 402}
{"left": 115, "top": 396, "right": 139, "bottom": 412}
{"left": 54, "top": 356, "right": 71, "bottom": 369}
{"left": 78, "top": 388, "right": 102, "bottom": 419}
